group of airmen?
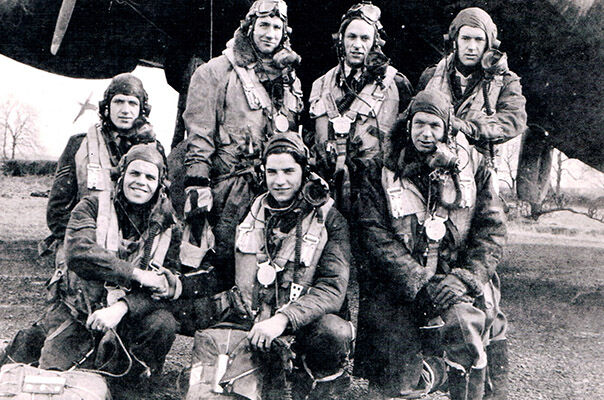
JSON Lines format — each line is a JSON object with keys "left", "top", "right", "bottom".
{"left": 1, "top": 1, "right": 528, "bottom": 399}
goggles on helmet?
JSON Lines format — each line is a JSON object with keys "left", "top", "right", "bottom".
{"left": 343, "top": 2, "right": 381, "bottom": 25}
{"left": 251, "top": 0, "right": 288, "bottom": 20}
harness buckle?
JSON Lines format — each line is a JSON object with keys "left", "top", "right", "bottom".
{"left": 303, "top": 234, "right": 320, "bottom": 245}
{"left": 86, "top": 163, "right": 102, "bottom": 190}
{"left": 239, "top": 223, "right": 253, "bottom": 233}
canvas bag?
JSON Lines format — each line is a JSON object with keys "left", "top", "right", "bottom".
{"left": 0, "top": 363, "right": 110, "bottom": 400}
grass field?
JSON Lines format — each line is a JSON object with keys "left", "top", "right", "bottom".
{"left": 1, "top": 176, "right": 603, "bottom": 399}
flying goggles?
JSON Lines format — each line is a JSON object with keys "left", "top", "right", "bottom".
{"left": 343, "top": 1, "right": 382, "bottom": 28}
{"left": 250, "top": 0, "right": 288, "bottom": 20}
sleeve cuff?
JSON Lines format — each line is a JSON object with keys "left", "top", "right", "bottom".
{"left": 449, "top": 268, "right": 484, "bottom": 297}
{"left": 276, "top": 306, "right": 298, "bottom": 331}
{"left": 114, "top": 260, "right": 136, "bottom": 287}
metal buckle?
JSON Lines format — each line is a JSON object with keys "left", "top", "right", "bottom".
{"left": 386, "top": 187, "right": 402, "bottom": 196}
{"left": 303, "top": 234, "right": 320, "bottom": 245}
{"left": 239, "top": 223, "right": 253, "bottom": 232}
{"left": 331, "top": 116, "right": 352, "bottom": 135}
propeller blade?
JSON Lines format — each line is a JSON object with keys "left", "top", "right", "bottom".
{"left": 50, "top": 0, "right": 77, "bottom": 55}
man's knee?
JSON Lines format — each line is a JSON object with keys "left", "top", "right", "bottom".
{"left": 441, "top": 303, "right": 488, "bottom": 370}
{"left": 38, "top": 320, "right": 91, "bottom": 370}
{"left": 2, "top": 325, "right": 46, "bottom": 365}
{"left": 142, "top": 308, "right": 178, "bottom": 341}
{"left": 297, "top": 314, "right": 354, "bottom": 375}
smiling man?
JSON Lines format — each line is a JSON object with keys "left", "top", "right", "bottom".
{"left": 181, "top": 0, "right": 303, "bottom": 293}
{"left": 37, "top": 144, "right": 179, "bottom": 382}
{"left": 309, "top": 1, "right": 413, "bottom": 216}
{"left": 418, "top": 7, "right": 527, "bottom": 156}
{"left": 1, "top": 73, "right": 166, "bottom": 368}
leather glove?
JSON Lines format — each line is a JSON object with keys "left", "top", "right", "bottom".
{"left": 184, "top": 186, "right": 213, "bottom": 222}
{"left": 431, "top": 274, "right": 468, "bottom": 310}
{"left": 451, "top": 116, "right": 478, "bottom": 140}
{"left": 453, "top": 113, "right": 505, "bottom": 144}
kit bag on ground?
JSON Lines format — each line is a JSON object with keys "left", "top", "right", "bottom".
{"left": 0, "top": 363, "right": 110, "bottom": 400}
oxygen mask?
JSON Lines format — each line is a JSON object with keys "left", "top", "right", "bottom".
{"left": 427, "top": 142, "right": 459, "bottom": 171}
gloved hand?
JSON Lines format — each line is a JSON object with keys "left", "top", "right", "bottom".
{"left": 451, "top": 116, "right": 477, "bottom": 140}
{"left": 184, "top": 186, "right": 213, "bottom": 222}
{"left": 431, "top": 274, "right": 468, "bottom": 310}
{"left": 454, "top": 113, "right": 505, "bottom": 144}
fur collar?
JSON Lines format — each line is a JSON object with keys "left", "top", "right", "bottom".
{"left": 229, "top": 28, "right": 258, "bottom": 67}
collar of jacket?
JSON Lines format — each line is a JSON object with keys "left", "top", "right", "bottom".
{"left": 265, "top": 193, "right": 314, "bottom": 232}
{"left": 395, "top": 147, "right": 431, "bottom": 179}
{"left": 231, "top": 28, "right": 261, "bottom": 67}
{"left": 447, "top": 61, "right": 483, "bottom": 104}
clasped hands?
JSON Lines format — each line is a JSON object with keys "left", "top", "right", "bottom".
{"left": 133, "top": 267, "right": 181, "bottom": 300}
{"left": 427, "top": 274, "right": 469, "bottom": 311}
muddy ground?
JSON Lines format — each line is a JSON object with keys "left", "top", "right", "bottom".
{"left": 1, "top": 176, "right": 603, "bottom": 399}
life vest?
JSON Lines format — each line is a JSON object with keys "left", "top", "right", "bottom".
{"left": 234, "top": 193, "right": 334, "bottom": 318}
{"left": 425, "top": 54, "right": 504, "bottom": 119}
{"left": 94, "top": 192, "right": 172, "bottom": 306}
{"left": 95, "top": 195, "right": 172, "bottom": 267}
{"left": 223, "top": 48, "right": 303, "bottom": 137}
{"left": 74, "top": 124, "right": 116, "bottom": 245}
{"left": 74, "top": 124, "right": 114, "bottom": 200}
{"left": 381, "top": 135, "right": 481, "bottom": 261}
{"left": 310, "top": 65, "right": 400, "bottom": 167}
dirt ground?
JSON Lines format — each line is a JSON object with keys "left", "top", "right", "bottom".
{"left": 1, "top": 176, "right": 603, "bottom": 399}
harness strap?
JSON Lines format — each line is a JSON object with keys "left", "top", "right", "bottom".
{"left": 223, "top": 48, "right": 271, "bottom": 110}
{"left": 346, "top": 66, "right": 397, "bottom": 120}
{"left": 301, "top": 355, "right": 345, "bottom": 391}
{"left": 151, "top": 227, "right": 172, "bottom": 267}
{"left": 96, "top": 193, "right": 119, "bottom": 251}
{"left": 45, "top": 318, "right": 75, "bottom": 342}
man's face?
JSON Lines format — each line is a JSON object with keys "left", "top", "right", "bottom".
{"left": 122, "top": 159, "right": 159, "bottom": 205}
{"left": 411, "top": 112, "right": 446, "bottom": 153}
{"left": 456, "top": 25, "right": 487, "bottom": 67}
{"left": 252, "top": 16, "right": 284, "bottom": 55}
{"left": 343, "top": 19, "right": 375, "bottom": 68}
{"left": 265, "top": 152, "right": 303, "bottom": 206}
{"left": 109, "top": 94, "right": 140, "bottom": 130}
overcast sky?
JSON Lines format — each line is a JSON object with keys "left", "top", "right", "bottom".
{"left": 0, "top": 54, "right": 178, "bottom": 159}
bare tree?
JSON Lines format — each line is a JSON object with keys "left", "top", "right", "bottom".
{"left": 496, "top": 136, "right": 522, "bottom": 195}
{"left": 0, "top": 98, "right": 39, "bottom": 160}
{"left": 527, "top": 149, "right": 604, "bottom": 223}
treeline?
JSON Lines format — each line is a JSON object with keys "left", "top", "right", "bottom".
{"left": 1, "top": 160, "right": 57, "bottom": 176}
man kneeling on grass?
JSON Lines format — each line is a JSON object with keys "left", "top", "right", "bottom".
{"left": 352, "top": 89, "right": 508, "bottom": 400}
{"left": 33, "top": 144, "right": 178, "bottom": 383}
{"left": 157, "top": 132, "right": 354, "bottom": 400}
